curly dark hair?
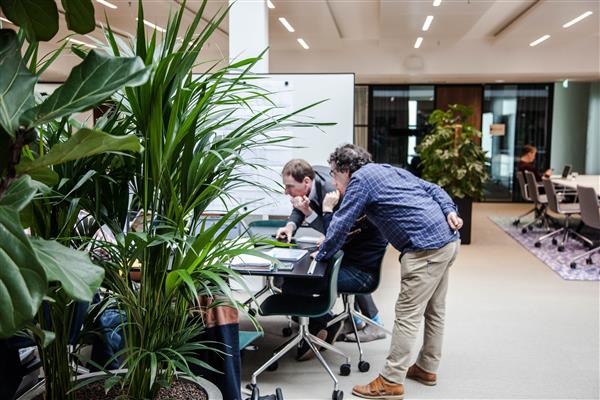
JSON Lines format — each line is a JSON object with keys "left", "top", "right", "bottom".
{"left": 327, "top": 144, "right": 372, "bottom": 174}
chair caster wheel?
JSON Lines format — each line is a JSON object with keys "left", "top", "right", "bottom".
{"left": 558, "top": 245, "right": 565, "bottom": 252}
{"left": 513, "top": 219, "right": 520, "bottom": 226}
{"left": 282, "top": 327, "right": 293, "bottom": 337}
{"left": 570, "top": 262, "right": 577, "bottom": 269}
{"left": 586, "top": 258, "right": 593, "bottom": 265}
{"left": 332, "top": 389, "right": 343, "bottom": 400}
{"left": 528, "top": 225, "right": 534, "bottom": 231}
{"left": 534, "top": 242, "right": 541, "bottom": 248}
{"left": 552, "top": 238, "right": 558, "bottom": 245}
{"left": 358, "top": 360, "right": 370, "bottom": 372}
{"left": 340, "top": 363, "right": 351, "bottom": 376}
{"left": 267, "top": 361, "right": 279, "bottom": 371}
{"left": 521, "top": 228, "right": 528, "bottom": 234}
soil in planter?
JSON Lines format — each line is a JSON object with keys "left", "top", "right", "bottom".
{"left": 34, "top": 380, "right": 207, "bottom": 400}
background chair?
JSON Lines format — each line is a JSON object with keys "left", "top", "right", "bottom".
{"left": 325, "top": 259, "right": 391, "bottom": 373}
{"left": 249, "top": 251, "right": 349, "bottom": 400}
{"left": 513, "top": 171, "right": 541, "bottom": 227}
{"left": 522, "top": 171, "right": 550, "bottom": 233}
{"left": 570, "top": 186, "right": 600, "bottom": 269}
{"left": 535, "top": 179, "right": 587, "bottom": 251}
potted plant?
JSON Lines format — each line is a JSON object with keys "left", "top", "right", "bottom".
{"left": 417, "top": 104, "right": 489, "bottom": 244}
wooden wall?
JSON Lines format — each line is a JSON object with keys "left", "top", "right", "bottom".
{"left": 434, "top": 85, "right": 483, "bottom": 130}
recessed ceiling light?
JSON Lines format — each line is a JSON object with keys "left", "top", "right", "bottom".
{"left": 414, "top": 37, "right": 423, "bottom": 49}
{"left": 529, "top": 34, "right": 550, "bottom": 47}
{"left": 422, "top": 15, "right": 434, "bottom": 31}
{"left": 278, "top": 17, "right": 295, "bottom": 33}
{"left": 562, "top": 79, "right": 569, "bottom": 88}
{"left": 137, "top": 18, "right": 166, "bottom": 33}
{"left": 68, "top": 38, "right": 97, "bottom": 49}
{"left": 562, "top": 11, "right": 593, "bottom": 28}
{"left": 433, "top": 0, "right": 442, "bottom": 6}
{"left": 495, "top": 80, "right": 505, "bottom": 83}
{"left": 95, "top": 0, "right": 117, "bottom": 9}
{"left": 267, "top": 0, "right": 275, "bottom": 9}
{"left": 297, "top": 38, "right": 309, "bottom": 49}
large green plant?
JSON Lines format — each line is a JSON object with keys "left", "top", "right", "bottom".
{"left": 0, "top": 24, "right": 150, "bottom": 399}
{"left": 417, "top": 104, "right": 489, "bottom": 200}
{"left": 83, "top": 1, "right": 329, "bottom": 398}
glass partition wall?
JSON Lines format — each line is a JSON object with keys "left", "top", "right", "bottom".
{"left": 481, "top": 84, "right": 553, "bottom": 201}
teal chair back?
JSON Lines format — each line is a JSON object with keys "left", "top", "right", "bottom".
{"left": 248, "top": 220, "right": 288, "bottom": 229}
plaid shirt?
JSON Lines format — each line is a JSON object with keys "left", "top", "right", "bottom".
{"left": 316, "top": 163, "right": 459, "bottom": 261}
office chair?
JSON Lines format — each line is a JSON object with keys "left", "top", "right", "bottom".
{"left": 522, "top": 171, "right": 551, "bottom": 233}
{"left": 534, "top": 179, "right": 588, "bottom": 251}
{"left": 513, "top": 171, "right": 542, "bottom": 227}
{"left": 325, "top": 259, "right": 391, "bottom": 373}
{"left": 570, "top": 186, "right": 600, "bottom": 269}
{"left": 249, "top": 251, "right": 349, "bottom": 400}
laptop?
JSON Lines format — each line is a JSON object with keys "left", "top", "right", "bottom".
{"left": 561, "top": 164, "right": 572, "bottom": 178}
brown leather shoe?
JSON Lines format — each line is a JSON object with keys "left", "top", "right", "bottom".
{"left": 352, "top": 375, "right": 404, "bottom": 399}
{"left": 406, "top": 364, "right": 437, "bottom": 386}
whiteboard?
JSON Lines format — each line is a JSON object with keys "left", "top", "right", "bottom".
{"left": 206, "top": 73, "right": 355, "bottom": 216}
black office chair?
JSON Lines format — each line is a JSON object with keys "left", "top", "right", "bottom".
{"left": 325, "top": 259, "right": 391, "bottom": 373}
{"left": 513, "top": 171, "right": 542, "bottom": 226}
{"left": 570, "top": 186, "right": 600, "bottom": 269}
{"left": 249, "top": 251, "right": 349, "bottom": 400}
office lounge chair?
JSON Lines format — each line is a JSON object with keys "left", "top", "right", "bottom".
{"left": 570, "top": 186, "right": 600, "bottom": 269}
{"left": 522, "top": 171, "right": 551, "bottom": 233}
{"left": 249, "top": 251, "right": 349, "bottom": 400}
{"left": 325, "top": 258, "right": 391, "bottom": 373}
{"left": 513, "top": 171, "right": 542, "bottom": 227}
{"left": 534, "top": 179, "right": 589, "bottom": 251}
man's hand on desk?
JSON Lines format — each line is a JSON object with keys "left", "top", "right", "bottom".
{"left": 276, "top": 223, "right": 295, "bottom": 242}
{"left": 310, "top": 250, "right": 318, "bottom": 259}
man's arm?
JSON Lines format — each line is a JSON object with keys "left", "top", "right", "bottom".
{"left": 316, "top": 178, "right": 370, "bottom": 261}
{"left": 416, "top": 176, "right": 457, "bottom": 216}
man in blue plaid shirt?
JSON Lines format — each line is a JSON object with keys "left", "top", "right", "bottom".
{"left": 316, "top": 144, "right": 462, "bottom": 399}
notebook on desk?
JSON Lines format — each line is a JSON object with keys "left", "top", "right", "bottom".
{"left": 264, "top": 248, "right": 308, "bottom": 262}
{"left": 230, "top": 254, "right": 273, "bottom": 271}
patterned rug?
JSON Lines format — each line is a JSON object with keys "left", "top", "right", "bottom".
{"left": 490, "top": 216, "right": 600, "bottom": 281}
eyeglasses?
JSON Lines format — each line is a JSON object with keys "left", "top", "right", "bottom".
{"left": 329, "top": 170, "right": 336, "bottom": 177}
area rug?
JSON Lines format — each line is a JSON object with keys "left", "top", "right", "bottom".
{"left": 490, "top": 216, "right": 600, "bottom": 281}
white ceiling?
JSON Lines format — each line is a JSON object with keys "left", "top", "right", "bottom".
{"left": 2, "top": 0, "right": 599, "bottom": 83}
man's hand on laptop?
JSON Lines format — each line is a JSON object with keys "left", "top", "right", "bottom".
{"left": 276, "top": 223, "right": 294, "bottom": 242}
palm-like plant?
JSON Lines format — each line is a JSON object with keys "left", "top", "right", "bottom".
{"left": 88, "top": 1, "right": 328, "bottom": 398}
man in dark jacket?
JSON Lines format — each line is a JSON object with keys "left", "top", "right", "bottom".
{"left": 276, "top": 159, "right": 389, "bottom": 360}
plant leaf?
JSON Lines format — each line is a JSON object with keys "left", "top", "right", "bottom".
{"left": 0, "top": 207, "right": 47, "bottom": 338}
{"left": 30, "top": 237, "right": 104, "bottom": 302}
{"left": 16, "top": 129, "right": 141, "bottom": 174}
{"left": 0, "top": 29, "right": 37, "bottom": 136}
{"left": 61, "top": 0, "right": 95, "bottom": 35}
{"left": 26, "top": 50, "right": 150, "bottom": 126}
{"left": 0, "top": 0, "right": 59, "bottom": 41}
{"left": 0, "top": 175, "right": 39, "bottom": 211}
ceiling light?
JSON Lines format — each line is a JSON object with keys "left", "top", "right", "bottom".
{"left": 68, "top": 38, "right": 97, "bottom": 49}
{"left": 495, "top": 80, "right": 505, "bottom": 83}
{"left": 529, "top": 34, "right": 550, "bottom": 47}
{"left": 562, "top": 11, "right": 593, "bottom": 28}
{"left": 267, "top": 0, "right": 275, "bottom": 9}
{"left": 297, "top": 38, "right": 309, "bottom": 49}
{"left": 433, "top": 0, "right": 442, "bottom": 6}
{"left": 137, "top": 18, "right": 166, "bottom": 33}
{"left": 95, "top": 0, "right": 117, "bottom": 9}
{"left": 562, "top": 79, "right": 569, "bottom": 88}
{"left": 278, "top": 17, "right": 295, "bottom": 32}
{"left": 414, "top": 37, "right": 423, "bottom": 49}
{"left": 422, "top": 15, "right": 434, "bottom": 31}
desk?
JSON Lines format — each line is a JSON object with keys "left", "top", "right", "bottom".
{"left": 552, "top": 175, "right": 600, "bottom": 194}
{"left": 231, "top": 251, "right": 327, "bottom": 279}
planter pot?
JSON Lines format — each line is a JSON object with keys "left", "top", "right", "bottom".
{"left": 453, "top": 196, "right": 473, "bottom": 245}
{"left": 17, "top": 369, "right": 222, "bottom": 400}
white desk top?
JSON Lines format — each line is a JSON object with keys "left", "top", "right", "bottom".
{"left": 551, "top": 175, "right": 600, "bottom": 194}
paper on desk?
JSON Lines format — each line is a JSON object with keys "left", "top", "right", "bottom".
{"left": 230, "top": 254, "right": 272, "bottom": 267}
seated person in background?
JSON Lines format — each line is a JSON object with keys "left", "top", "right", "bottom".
{"left": 517, "top": 144, "right": 552, "bottom": 181}
{"left": 276, "top": 160, "right": 389, "bottom": 360}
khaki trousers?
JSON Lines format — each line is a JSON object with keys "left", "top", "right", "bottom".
{"left": 381, "top": 239, "right": 460, "bottom": 384}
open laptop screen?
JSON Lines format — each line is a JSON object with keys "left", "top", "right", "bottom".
{"left": 561, "top": 165, "right": 572, "bottom": 178}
